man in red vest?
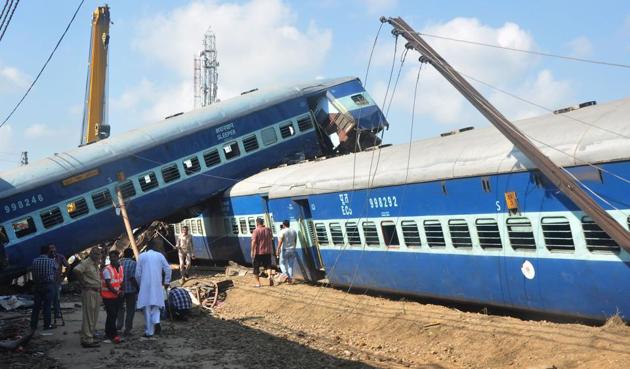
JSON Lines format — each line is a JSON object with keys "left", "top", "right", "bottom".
{"left": 101, "top": 250, "right": 124, "bottom": 343}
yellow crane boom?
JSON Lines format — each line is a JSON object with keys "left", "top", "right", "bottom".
{"left": 81, "top": 5, "right": 110, "bottom": 145}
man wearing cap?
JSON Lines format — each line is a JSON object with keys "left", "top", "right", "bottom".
{"left": 74, "top": 247, "right": 102, "bottom": 348}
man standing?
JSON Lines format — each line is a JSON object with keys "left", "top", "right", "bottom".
{"left": 136, "top": 239, "right": 171, "bottom": 338}
{"left": 30, "top": 245, "right": 57, "bottom": 331}
{"left": 277, "top": 220, "right": 298, "bottom": 284}
{"left": 49, "top": 244, "right": 69, "bottom": 326}
{"left": 117, "top": 248, "right": 138, "bottom": 336}
{"left": 74, "top": 247, "right": 101, "bottom": 348}
{"left": 251, "top": 218, "right": 274, "bottom": 287}
{"left": 175, "top": 225, "right": 194, "bottom": 280}
{"left": 101, "top": 250, "right": 123, "bottom": 343}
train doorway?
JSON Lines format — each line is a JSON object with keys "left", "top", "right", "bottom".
{"left": 293, "top": 198, "right": 325, "bottom": 280}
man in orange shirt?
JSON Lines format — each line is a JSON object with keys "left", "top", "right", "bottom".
{"left": 251, "top": 218, "right": 274, "bottom": 287}
{"left": 101, "top": 250, "right": 124, "bottom": 343}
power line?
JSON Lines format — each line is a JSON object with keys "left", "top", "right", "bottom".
{"left": 0, "top": 0, "right": 19, "bottom": 43}
{"left": 417, "top": 32, "right": 630, "bottom": 69}
{"left": 0, "top": 1, "right": 11, "bottom": 31}
{"left": 0, "top": 0, "right": 85, "bottom": 130}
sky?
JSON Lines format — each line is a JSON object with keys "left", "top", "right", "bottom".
{"left": 0, "top": 0, "right": 628, "bottom": 172}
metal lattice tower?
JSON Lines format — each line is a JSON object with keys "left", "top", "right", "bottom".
{"left": 20, "top": 151, "right": 28, "bottom": 166}
{"left": 194, "top": 28, "right": 219, "bottom": 108}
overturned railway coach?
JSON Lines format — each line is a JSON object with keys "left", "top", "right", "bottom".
{"left": 184, "top": 97, "right": 630, "bottom": 320}
{"left": 0, "top": 77, "right": 389, "bottom": 278}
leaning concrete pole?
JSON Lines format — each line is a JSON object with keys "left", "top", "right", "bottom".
{"left": 384, "top": 17, "right": 630, "bottom": 250}
{"left": 115, "top": 174, "right": 140, "bottom": 259}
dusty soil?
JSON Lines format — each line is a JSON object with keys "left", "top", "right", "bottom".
{"left": 3, "top": 269, "right": 629, "bottom": 369}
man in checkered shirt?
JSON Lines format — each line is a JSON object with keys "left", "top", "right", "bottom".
{"left": 167, "top": 287, "right": 192, "bottom": 320}
{"left": 30, "top": 245, "right": 58, "bottom": 330}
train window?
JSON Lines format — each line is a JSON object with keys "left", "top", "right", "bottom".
{"left": 67, "top": 198, "right": 89, "bottom": 219}
{"left": 161, "top": 164, "right": 181, "bottom": 183}
{"left": 297, "top": 116, "right": 314, "bottom": 132}
{"left": 191, "top": 219, "right": 198, "bottom": 235}
{"left": 448, "top": 219, "right": 472, "bottom": 249}
{"left": 174, "top": 223, "right": 181, "bottom": 234}
{"left": 139, "top": 172, "right": 159, "bottom": 192}
{"left": 362, "top": 221, "right": 380, "bottom": 246}
{"left": 314, "top": 223, "right": 330, "bottom": 245}
{"left": 239, "top": 218, "right": 248, "bottom": 234}
{"left": 183, "top": 156, "right": 201, "bottom": 175}
{"left": 248, "top": 217, "right": 256, "bottom": 233}
{"left": 280, "top": 123, "right": 295, "bottom": 139}
{"left": 351, "top": 93, "right": 369, "bottom": 106}
{"left": 91, "top": 189, "right": 112, "bottom": 209}
{"left": 345, "top": 222, "right": 362, "bottom": 246}
{"left": 40, "top": 207, "right": 64, "bottom": 229}
{"left": 269, "top": 215, "right": 277, "bottom": 235}
{"left": 261, "top": 127, "right": 277, "bottom": 146}
{"left": 424, "top": 220, "right": 446, "bottom": 247}
{"left": 401, "top": 220, "right": 421, "bottom": 247}
{"left": 203, "top": 149, "right": 221, "bottom": 167}
{"left": 223, "top": 142, "right": 241, "bottom": 160}
{"left": 481, "top": 177, "right": 491, "bottom": 192}
{"left": 13, "top": 217, "right": 37, "bottom": 238}
{"left": 542, "top": 217, "right": 575, "bottom": 252}
{"left": 117, "top": 180, "right": 136, "bottom": 199}
{"left": 243, "top": 135, "right": 259, "bottom": 153}
{"left": 197, "top": 220, "right": 203, "bottom": 235}
{"left": 582, "top": 217, "right": 620, "bottom": 252}
{"left": 506, "top": 218, "right": 536, "bottom": 251}
{"left": 476, "top": 218, "right": 502, "bottom": 250}
{"left": 329, "top": 223, "right": 344, "bottom": 245}
{"left": 381, "top": 221, "right": 400, "bottom": 247}
{"left": 231, "top": 218, "right": 239, "bottom": 235}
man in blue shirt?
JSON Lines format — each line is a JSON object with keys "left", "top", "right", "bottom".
{"left": 117, "top": 248, "right": 138, "bottom": 336}
{"left": 30, "top": 245, "right": 58, "bottom": 331}
{"left": 167, "top": 287, "right": 192, "bottom": 320}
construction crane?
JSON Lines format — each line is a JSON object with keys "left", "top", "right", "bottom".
{"left": 80, "top": 4, "right": 110, "bottom": 146}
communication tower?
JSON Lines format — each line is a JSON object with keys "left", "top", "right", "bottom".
{"left": 20, "top": 151, "right": 28, "bottom": 166}
{"left": 194, "top": 28, "right": 219, "bottom": 109}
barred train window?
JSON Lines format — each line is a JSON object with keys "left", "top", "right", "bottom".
{"left": 248, "top": 217, "right": 256, "bottom": 233}
{"left": 345, "top": 222, "right": 362, "bottom": 246}
{"left": 424, "top": 220, "right": 445, "bottom": 247}
{"left": 261, "top": 127, "right": 277, "bottom": 146}
{"left": 13, "top": 217, "right": 37, "bottom": 238}
{"left": 280, "top": 123, "right": 295, "bottom": 139}
{"left": 231, "top": 218, "right": 239, "bottom": 235}
{"left": 117, "top": 180, "right": 136, "bottom": 199}
{"left": 191, "top": 219, "right": 198, "bottom": 235}
{"left": 401, "top": 220, "right": 421, "bottom": 247}
{"left": 476, "top": 218, "right": 502, "bottom": 250}
{"left": 223, "top": 142, "right": 240, "bottom": 160}
{"left": 448, "top": 219, "right": 472, "bottom": 249}
{"left": 197, "top": 220, "right": 203, "bottom": 235}
{"left": 243, "top": 135, "right": 259, "bottom": 153}
{"left": 40, "top": 207, "right": 64, "bottom": 229}
{"left": 139, "top": 172, "right": 159, "bottom": 192}
{"left": 175, "top": 223, "right": 181, "bottom": 234}
{"left": 161, "top": 164, "right": 181, "bottom": 183}
{"left": 542, "top": 217, "right": 574, "bottom": 252}
{"left": 91, "top": 189, "right": 112, "bottom": 209}
{"left": 314, "top": 223, "right": 330, "bottom": 245}
{"left": 239, "top": 218, "right": 248, "bottom": 234}
{"left": 381, "top": 221, "right": 400, "bottom": 247}
{"left": 183, "top": 156, "right": 201, "bottom": 175}
{"left": 507, "top": 217, "right": 536, "bottom": 251}
{"left": 581, "top": 216, "right": 619, "bottom": 253}
{"left": 203, "top": 149, "right": 221, "bottom": 167}
{"left": 297, "top": 116, "right": 314, "bottom": 132}
{"left": 67, "top": 198, "right": 89, "bottom": 219}
{"left": 329, "top": 223, "right": 344, "bottom": 245}
{"left": 362, "top": 221, "right": 380, "bottom": 246}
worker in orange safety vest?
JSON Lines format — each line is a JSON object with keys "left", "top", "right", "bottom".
{"left": 101, "top": 250, "right": 124, "bottom": 343}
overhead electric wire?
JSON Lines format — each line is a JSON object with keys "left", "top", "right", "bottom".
{"left": 0, "top": 0, "right": 19, "bottom": 43}
{"left": 0, "top": 0, "right": 85, "bottom": 130}
{"left": 0, "top": 0, "right": 11, "bottom": 31}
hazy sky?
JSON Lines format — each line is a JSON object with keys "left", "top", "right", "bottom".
{"left": 0, "top": 0, "right": 628, "bottom": 172}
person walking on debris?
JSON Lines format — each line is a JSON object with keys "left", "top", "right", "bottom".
{"left": 30, "top": 245, "right": 57, "bottom": 331}
{"left": 117, "top": 248, "right": 138, "bottom": 336}
{"left": 49, "top": 244, "right": 69, "bottom": 326}
{"left": 167, "top": 286, "right": 192, "bottom": 320}
{"left": 251, "top": 217, "right": 274, "bottom": 287}
{"left": 136, "top": 239, "right": 171, "bottom": 338}
{"left": 176, "top": 225, "right": 194, "bottom": 280}
{"left": 101, "top": 250, "right": 124, "bottom": 343}
{"left": 74, "top": 247, "right": 102, "bottom": 348}
{"left": 277, "top": 220, "right": 297, "bottom": 284}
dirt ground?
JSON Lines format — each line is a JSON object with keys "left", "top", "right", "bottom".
{"left": 3, "top": 268, "right": 630, "bottom": 369}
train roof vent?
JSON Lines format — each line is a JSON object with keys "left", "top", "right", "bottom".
{"left": 553, "top": 101, "right": 597, "bottom": 115}
{"left": 440, "top": 126, "right": 474, "bottom": 137}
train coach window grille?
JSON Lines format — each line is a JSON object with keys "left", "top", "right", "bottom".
{"left": 223, "top": 141, "right": 240, "bottom": 160}
{"left": 191, "top": 219, "right": 199, "bottom": 235}
{"left": 161, "top": 164, "right": 181, "bottom": 183}
{"left": 351, "top": 93, "right": 369, "bottom": 106}
{"left": 481, "top": 177, "right": 491, "bottom": 193}
{"left": 231, "top": 218, "right": 239, "bottom": 235}
{"left": 297, "top": 116, "right": 314, "bottom": 132}
{"left": 13, "top": 217, "right": 37, "bottom": 238}
{"left": 329, "top": 223, "right": 344, "bottom": 245}
{"left": 175, "top": 223, "right": 181, "bottom": 234}
{"left": 345, "top": 222, "right": 362, "bottom": 246}
{"left": 449, "top": 219, "right": 472, "bottom": 249}
{"left": 269, "top": 215, "right": 277, "bottom": 235}
{"left": 581, "top": 216, "right": 619, "bottom": 253}
{"left": 542, "top": 217, "right": 575, "bottom": 252}
{"left": 248, "top": 217, "right": 256, "bottom": 233}
{"left": 476, "top": 219, "right": 502, "bottom": 250}
{"left": 506, "top": 218, "right": 536, "bottom": 251}
{"left": 183, "top": 156, "right": 201, "bottom": 175}
{"left": 203, "top": 149, "right": 221, "bottom": 167}
{"left": 261, "top": 127, "right": 277, "bottom": 146}
{"left": 381, "top": 221, "right": 400, "bottom": 247}
{"left": 239, "top": 218, "right": 248, "bottom": 234}
{"left": 401, "top": 220, "right": 421, "bottom": 247}
{"left": 91, "top": 189, "right": 112, "bottom": 209}
{"left": 40, "top": 207, "right": 64, "bottom": 229}
{"left": 139, "top": 172, "right": 159, "bottom": 192}
{"left": 424, "top": 220, "right": 446, "bottom": 248}
{"left": 243, "top": 135, "right": 259, "bottom": 153}
{"left": 280, "top": 123, "right": 295, "bottom": 139}
{"left": 67, "top": 198, "right": 89, "bottom": 219}
{"left": 362, "top": 221, "right": 380, "bottom": 246}
{"left": 314, "top": 223, "right": 330, "bottom": 246}
{"left": 197, "top": 220, "right": 203, "bottom": 235}
{"left": 117, "top": 180, "right": 136, "bottom": 200}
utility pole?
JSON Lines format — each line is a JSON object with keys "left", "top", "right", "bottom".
{"left": 20, "top": 151, "right": 28, "bottom": 166}
{"left": 194, "top": 27, "right": 219, "bottom": 109}
{"left": 383, "top": 17, "right": 630, "bottom": 250}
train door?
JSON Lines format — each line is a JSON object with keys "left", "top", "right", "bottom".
{"left": 293, "top": 198, "right": 325, "bottom": 280}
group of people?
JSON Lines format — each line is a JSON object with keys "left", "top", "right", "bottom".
{"left": 30, "top": 239, "right": 192, "bottom": 348}
{"left": 250, "top": 218, "right": 297, "bottom": 287}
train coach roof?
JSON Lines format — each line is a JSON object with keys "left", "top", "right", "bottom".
{"left": 0, "top": 77, "right": 356, "bottom": 198}
{"left": 228, "top": 97, "right": 630, "bottom": 199}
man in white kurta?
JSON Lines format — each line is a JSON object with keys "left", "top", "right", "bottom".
{"left": 135, "top": 240, "right": 171, "bottom": 337}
